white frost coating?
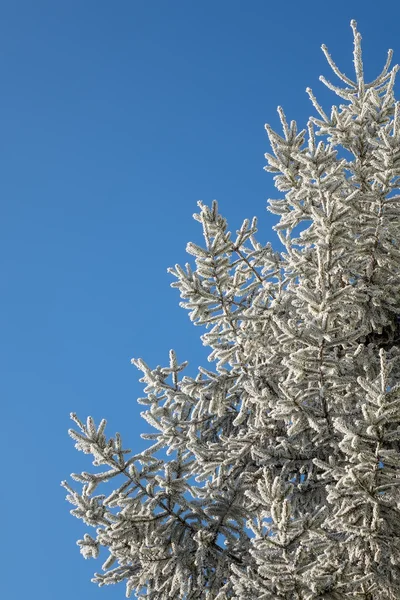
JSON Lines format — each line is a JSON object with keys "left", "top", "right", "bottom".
{"left": 63, "top": 21, "right": 400, "bottom": 600}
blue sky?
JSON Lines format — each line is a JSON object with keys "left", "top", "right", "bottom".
{"left": 1, "top": 1, "right": 400, "bottom": 598}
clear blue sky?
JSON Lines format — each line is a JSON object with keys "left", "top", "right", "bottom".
{"left": 1, "top": 1, "right": 399, "bottom": 598}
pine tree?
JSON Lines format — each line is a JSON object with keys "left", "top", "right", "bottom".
{"left": 63, "top": 21, "right": 400, "bottom": 599}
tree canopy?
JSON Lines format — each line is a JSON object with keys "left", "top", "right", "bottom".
{"left": 63, "top": 21, "right": 400, "bottom": 599}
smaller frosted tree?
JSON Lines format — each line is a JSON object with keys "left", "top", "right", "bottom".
{"left": 63, "top": 21, "right": 400, "bottom": 599}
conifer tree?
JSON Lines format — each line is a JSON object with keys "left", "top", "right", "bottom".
{"left": 63, "top": 21, "right": 400, "bottom": 599}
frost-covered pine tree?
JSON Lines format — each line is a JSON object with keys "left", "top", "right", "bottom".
{"left": 63, "top": 21, "right": 400, "bottom": 599}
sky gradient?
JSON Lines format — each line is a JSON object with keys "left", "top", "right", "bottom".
{"left": 1, "top": 1, "right": 400, "bottom": 598}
